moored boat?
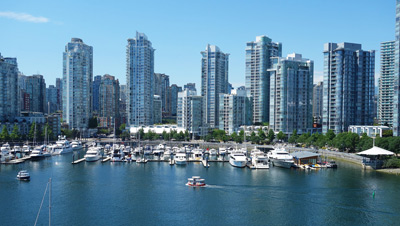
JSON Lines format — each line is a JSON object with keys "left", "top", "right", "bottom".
{"left": 84, "top": 147, "right": 102, "bottom": 162}
{"left": 229, "top": 152, "right": 247, "bottom": 168}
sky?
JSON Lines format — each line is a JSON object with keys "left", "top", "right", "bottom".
{"left": 0, "top": 0, "right": 396, "bottom": 88}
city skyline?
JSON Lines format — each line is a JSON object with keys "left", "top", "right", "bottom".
{"left": 0, "top": 0, "right": 394, "bottom": 88}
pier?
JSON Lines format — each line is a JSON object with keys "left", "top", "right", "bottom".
{"left": 72, "top": 158, "right": 85, "bottom": 164}
{"left": 102, "top": 157, "right": 111, "bottom": 162}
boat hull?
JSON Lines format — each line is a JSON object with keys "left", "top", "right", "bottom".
{"left": 229, "top": 159, "right": 246, "bottom": 168}
{"left": 272, "top": 159, "right": 294, "bottom": 168}
{"left": 85, "top": 156, "right": 100, "bottom": 162}
{"left": 175, "top": 160, "right": 187, "bottom": 165}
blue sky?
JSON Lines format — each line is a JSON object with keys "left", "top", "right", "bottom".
{"left": 0, "top": 0, "right": 395, "bottom": 88}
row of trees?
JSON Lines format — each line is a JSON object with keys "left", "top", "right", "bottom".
{"left": 0, "top": 122, "right": 54, "bottom": 142}
{"left": 137, "top": 129, "right": 191, "bottom": 141}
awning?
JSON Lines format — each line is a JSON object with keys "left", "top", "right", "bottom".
{"left": 357, "top": 146, "right": 394, "bottom": 156}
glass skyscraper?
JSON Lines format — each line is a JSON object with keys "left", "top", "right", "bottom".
{"left": 201, "top": 44, "right": 229, "bottom": 129}
{"left": 393, "top": 0, "right": 400, "bottom": 135}
{"left": 378, "top": 41, "right": 395, "bottom": 126}
{"left": 62, "top": 38, "right": 93, "bottom": 130}
{"left": 322, "top": 43, "right": 375, "bottom": 134}
{"left": 177, "top": 89, "right": 203, "bottom": 137}
{"left": 269, "top": 53, "right": 313, "bottom": 134}
{"left": 25, "top": 74, "right": 46, "bottom": 113}
{"left": 92, "top": 75, "right": 102, "bottom": 114}
{"left": 0, "top": 53, "right": 19, "bottom": 121}
{"left": 245, "top": 35, "right": 281, "bottom": 124}
{"left": 313, "top": 81, "right": 323, "bottom": 125}
{"left": 99, "top": 74, "right": 120, "bottom": 127}
{"left": 126, "top": 32, "right": 154, "bottom": 126}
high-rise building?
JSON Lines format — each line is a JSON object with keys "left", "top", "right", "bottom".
{"left": 46, "top": 85, "right": 59, "bottom": 114}
{"left": 0, "top": 53, "right": 19, "bottom": 121}
{"left": 154, "top": 73, "right": 170, "bottom": 115}
{"left": 218, "top": 87, "right": 250, "bottom": 134}
{"left": 313, "top": 81, "right": 323, "bottom": 125}
{"left": 245, "top": 35, "right": 282, "bottom": 124}
{"left": 378, "top": 41, "right": 395, "bottom": 126}
{"left": 98, "top": 74, "right": 120, "bottom": 128}
{"left": 184, "top": 83, "right": 196, "bottom": 92}
{"left": 394, "top": 1, "right": 400, "bottom": 135}
{"left": 119, "top": 84, "right": 127, "bottom": 125}
{"left": 62, "top": 38, "right": 93, "bottom": 130}
{"left": 169, "top": 84, "right": 182, "bottom": 117}
{"left": 201, "top": 44, "right": 229, "bottom": 128}
{"left": 56, "top": 78, "right": 62, "bottom": 112}
{"left": 322, "top": 43, "right": 375, "bottom": 134}
{"left": 153, "top": 95, "right": 162, "bottom": 124}
{"left": 92, "top": 75, "right": 102, "bottom": 114}
{"left": 126, "top": 32, "right": 154, "bottom": 126}
{"left": 177, "top": 89, "right": 204, "bottom": 137}
{"left": 269, "top": 53, "right": 313, "bottom": 134}
{"left": 25, "top": 74, "right": 46, "bottom": 113}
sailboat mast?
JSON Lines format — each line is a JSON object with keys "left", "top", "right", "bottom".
{"left": 49, "top": 178, "right": 51, "bottom": 226}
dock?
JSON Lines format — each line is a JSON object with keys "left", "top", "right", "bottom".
{"left": 2, "top": 159, "right": 25, "bottom": 164}
{"left": 72, "top": 158, "right": 85, "bottom": 164}
{"left": 20, "top": 156, "right": 31, "bottom": 161}
{"left": 102, "top": 157, "right": 111, "bottom": 162}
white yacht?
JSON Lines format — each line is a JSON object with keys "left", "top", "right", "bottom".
{"left": 191, "top": 149, "right": 203, "bottom": 160}
{"left": 71, "top": 141, "right": 83, "bottom": 151}
{"left": 175, "top": 153, "right": 187, "bottom": 165}
{"left": 84, "top": 147, "right": 102, "bottom": 162}
{"left": 111, "top": 147, "right": 125, "bottom": 162}
{"left": 251, "top": 152, "right": 269, "bottom": 169}
{"left": 22, "top": 145, "right": 31, "bottom": 154}
{"left": 209, "top": 149, "right": 217, "bottom": 156}
{"left": 219, "top": 147, "right": 227, "bottom": 156}
{"left": 1, "top": 143, "right": 13, "bottom": 162}
{"left": 229, "top": 152, "right": 247, "bottom": 168}
{"left": 267, "top": 148, "right": 295, "bottom": 168}
{"left": 30, "top": 147, "right": 45, "bottom": 160}
{"left": 53, "top": 137, "right": 73, "bottom": 154}
{"left": 11, "top": 145, "right": 22, "bottom": 158}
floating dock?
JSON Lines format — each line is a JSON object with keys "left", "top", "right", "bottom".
{"left": 102, "top": 157, "right": 111, "bottom": 162}
{"left": 72, "top": 158, "right": 85, "bottom": 164}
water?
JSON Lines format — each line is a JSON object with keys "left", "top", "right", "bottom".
{"left": 1, "top": 151, "right": 399, "bottom": 225}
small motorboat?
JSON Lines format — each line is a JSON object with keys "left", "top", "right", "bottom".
{"left": 17, "top": 170, "right": 30, "bottom": 181}
{"left": 186, "top": 176, "right": 206, "bottom": 187}
{"left": 136, "top": 157, "right": 148, "bottom": 163}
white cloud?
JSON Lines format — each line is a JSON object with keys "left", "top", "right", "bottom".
{"left": 0, "top": 11, "right": 49, "bottom": 23}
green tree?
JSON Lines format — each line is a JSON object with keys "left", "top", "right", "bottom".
{"left": 88, "top": 117, "right": 98, "bottom": 129}
{"left": 41, "top": 124, "right": 54, "bottom": 141}
{"left": 357, "top": 133, "right": 373, "bottom": 152}
{"left": 258, "top": 129, "right": 266, "bottom": 144}
{"left": 0, "top": 125, "right": 9, "bottom": 141}
{"left": 10, "top": 125, "right": 20, "bottom": 141}
{"left": 138, "top": 128, "right": 145, "bottom": 140}
{"left": 267, "top": 129, "right": 275, "bottom": 143}
{"left": 237, "top": 130, "right": 244, "bottom": 143}
{"left": 162, "top": 131, "right": 169, "bottom": 141}
{"left": 288, "top": 129, "right": 298, "bottom": 144}
{"left": 185, "top": 130, "right": 190, "bottom": 141}
{"left": 277, "top": 131, "right": 286, "bottom": 142}
{"left": 28, "top": 122, "right": 37, "bottom": 141}
{"left": 250, "top": 131, "right": 259, "bottom": 144}
{"left": 388, "top": 137, "right": 400, "bottom": 154}
{"left": 297, "top": 133, "right": 310, "bottom": 145}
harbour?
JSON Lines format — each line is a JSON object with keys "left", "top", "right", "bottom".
{"left": 1, "top": 148, "right": 400, "bottom": 225}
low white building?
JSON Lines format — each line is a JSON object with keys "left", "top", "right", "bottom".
{"left": 129, "top": 125, "right": 186, "bottom": 136}
{"left": 348, "top": 125, "right": 390, "bottom": 137}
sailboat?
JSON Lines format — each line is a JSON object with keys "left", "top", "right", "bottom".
{"left": 34, "top": 178, "right": 51, "bottom": 226}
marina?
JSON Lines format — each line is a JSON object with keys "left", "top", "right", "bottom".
{"left": 0, "top": 148, "right": 399, "bottom": 226}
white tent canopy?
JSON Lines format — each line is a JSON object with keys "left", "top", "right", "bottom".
{"left": 357, "top": 146, "right": 394, "bottom": 156}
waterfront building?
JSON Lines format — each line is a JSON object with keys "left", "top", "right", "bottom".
{"left": 201, "top": 44, "right": 229, "bottom": 129}
{"left": 378, "top": 41, "right": 395, "bottom": 126}
{"left": 154, "top": 73, "right": 170, "bottom": 116}
{"left": 169, "top": 84, "right": 182, "bottom": 117}
{"left": 153, "top": 95, "right": 162, "bottom": 124}
{"left": 313, "top": 82, "right": 323, "bottom": 125}
{"left": 268, "top": 53, "right": 313, "bottom": 135}
{"left": 177, "top": 89, "right": 204, "bottom": 137}
{"left": 119, "top": 84, "right": 127, "bottom": 125}
{"left": 126, "top": 32, "right": 154, "bottom": 126}
{"left": 62, "top": 38, "right": 93, "bottom": 130}
{"left": 394, "top": 1, "right": 400, "bottom": 135}
{"left": 46, "top": 85, "right": 59, "bottom": 114}
{"left": 348, "top": 125, "right": 390, "bottom": 138}
{"left": 98, "top": 74, "right": 120, "bottom": 128}
{"left": 218, "top": 87, "right": 250, "bottom": 134}
{"left": 92, "top": 75, "right": 102, "bottom": 114}
{"left": 184, "top": 83, "right": 196, "bottom": 92}
{"left": 245, "top": 35, "right": 282, "bottom": 124}
{"left": 25, "top": 74, "right": 46, "bottom": 113}
{"left": 18, "top": 73, "right": 27, "bottom": 113}
{"left": 0, "top": 53, "right": 19, "bottom": 121}
{"left": 322, "top": 43, "right": 375, "bottom": 134}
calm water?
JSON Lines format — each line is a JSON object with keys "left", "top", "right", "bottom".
{"left": 1, "top": 151, "right": 399, "bottom": 226}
